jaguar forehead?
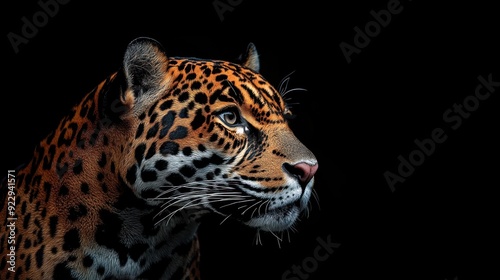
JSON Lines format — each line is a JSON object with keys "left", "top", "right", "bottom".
{"left": 165, "top": 59, "right": 288, "bottom": 125}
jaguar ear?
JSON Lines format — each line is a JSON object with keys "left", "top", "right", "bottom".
{"left": 122, "top": 37, "right": 169, "bottom": 111}
{"left": 238, "top": 42, "right": 260, "bottom": 73}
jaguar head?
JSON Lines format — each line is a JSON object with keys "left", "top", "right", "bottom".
{"left": 117, "top": 38, "right": 318, "bottom": 233}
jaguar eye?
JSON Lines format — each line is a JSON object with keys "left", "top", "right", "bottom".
{"left": 218, "top": 109, "right": 241, "bottom": 126}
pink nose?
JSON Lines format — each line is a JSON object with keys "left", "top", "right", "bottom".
{"left": 285, "top": 162, "right": 318, "bottom": 186}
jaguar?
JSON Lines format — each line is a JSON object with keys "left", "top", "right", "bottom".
{"left": 0, "top": 37, "right": 318, "bottom": 279}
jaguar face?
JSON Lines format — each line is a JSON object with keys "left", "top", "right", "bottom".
{"left": 121, "top": 38, "right": 318, "bottom": 233}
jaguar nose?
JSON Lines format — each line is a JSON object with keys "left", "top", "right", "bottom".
{"left": 284, "top": 162, "right": 319, "bottom": 187}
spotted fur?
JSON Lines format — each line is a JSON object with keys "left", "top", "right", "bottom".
{"left": 0, "top": 37, "right": 318, "bottom": 279}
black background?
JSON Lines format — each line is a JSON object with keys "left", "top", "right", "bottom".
{"left": 2, "top": 1, "right": 499, "bottom": 279}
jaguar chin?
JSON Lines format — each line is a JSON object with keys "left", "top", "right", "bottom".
{"left": 242, "top": 177, "right": 317, "bottom": 232}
